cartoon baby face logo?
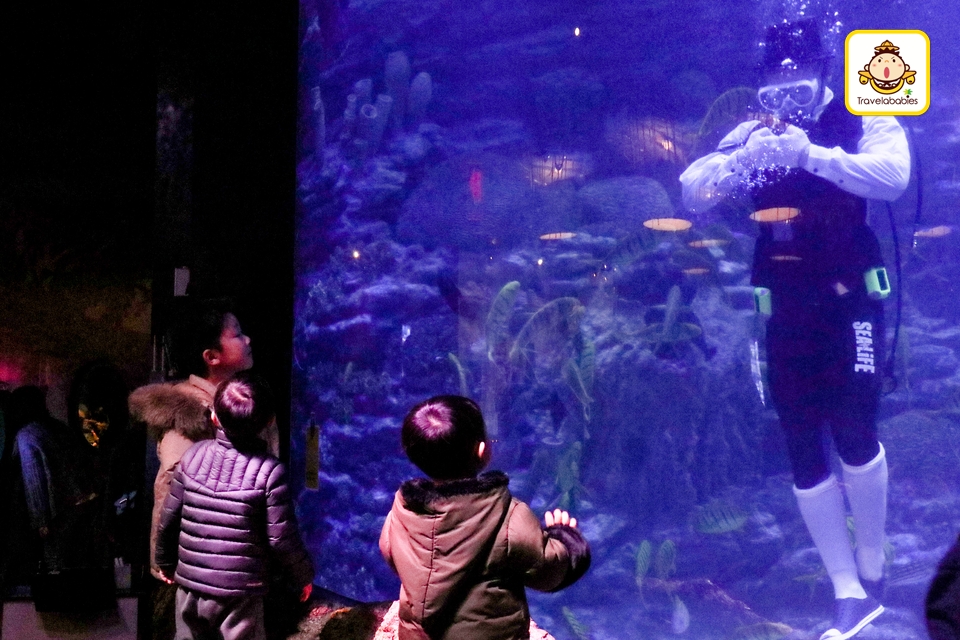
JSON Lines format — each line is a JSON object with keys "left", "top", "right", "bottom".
{"left": 858, "top": 40, "right": 917, "bottom": 94}
{"left": 846, "top": 30, "right": 929, "bottom": 116}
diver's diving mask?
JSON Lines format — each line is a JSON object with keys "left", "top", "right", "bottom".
{"left": 757, "top": 78, "right": 820, "bottom": 120}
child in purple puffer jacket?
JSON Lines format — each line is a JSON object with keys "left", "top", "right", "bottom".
{"left": 156, "top": 372, "right": 313, "bottom": 640}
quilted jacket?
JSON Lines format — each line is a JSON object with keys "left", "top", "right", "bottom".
{"left": 155, "top": 429, "right": 313, "bottom": 597}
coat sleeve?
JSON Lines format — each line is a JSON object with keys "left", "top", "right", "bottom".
{"left": 505, "top": 501, "right": 591, "bottom": 593}
{"left": 264, "top": 462, "right": 315, "bottom": 589}
{"left": 14, "top": 431, "right": 53, "bottom": 534}
{"left": 679, "top": 121, "right": 757, "bottom": 214}
{"left": 155, "top": 465, "right": 185, "bottom": 577}
{"left": 379, "top": 508, "right": 397, "bottom": 573}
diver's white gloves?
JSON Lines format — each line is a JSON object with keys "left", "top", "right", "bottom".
{"left": 739, "top": 125, "right": 811, "bottom": 170}
{"left": 775, "top": 125, "right": 812, "bottom": 169}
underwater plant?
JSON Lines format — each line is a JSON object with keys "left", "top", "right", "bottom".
{"left": 338, "top": 51, "right": 434, "bottom": 160}
{"left": 694, "top": 86, "right": 757, "bottom": 158}
{"left": 553, "top": 441, "right": 587, "bottom": 511}
{"left": 447, "top": 352, "right": 469, "bottom": 396}
{"left": 486, "top": 280, "right": 522, "bottom": 363}
{"left": 638, "top": 285, "right": 702, "bottom": 356}
{"left": 509, "top": 297, "right": 585, "bottom": 367}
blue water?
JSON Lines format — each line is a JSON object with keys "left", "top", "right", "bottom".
{"left": 294, "top": 1, "right": 960, "bottom": 637}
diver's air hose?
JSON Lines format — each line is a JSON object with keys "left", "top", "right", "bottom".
{"left": 883, "top": 123, "right": 922, "bottom": 393}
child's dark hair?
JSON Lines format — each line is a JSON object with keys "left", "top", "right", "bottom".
{"left": 401, "top": 395, "right": 487, "bottom": 480}
{"left": 169, "top": 298, "right": 236, "bottom": 378}
{"left": 214, "top": 371, "right": 275, "bottom": 443}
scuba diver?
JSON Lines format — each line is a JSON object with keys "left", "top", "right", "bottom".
{"left": 679, "top": 20, "right": 910, "bottom": 640}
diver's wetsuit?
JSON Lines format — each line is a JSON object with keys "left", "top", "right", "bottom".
{"left": 680, "top": 93, "right": 909, "bottom": 490}
{"left": 750, "top": 100, "right": 885, "bottom": 489}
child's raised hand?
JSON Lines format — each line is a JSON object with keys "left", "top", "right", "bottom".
{"left": 544, "top": 508, "right": 577, "bottom": 529}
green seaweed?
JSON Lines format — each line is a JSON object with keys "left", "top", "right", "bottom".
{"left": 562, "top": 358, "right": 594, "bottom": 422}
{"left": 696, "top": 86, "right": 757, "bottom": 153}
{"left": 554, "top": 441, "right": 586, "bottom": 511}
{"left": 640, "top": 285, "right": 702, "bottom": 354}
{"left": 509, "top": 297, "right": 585, "bottom": 365}
{"left": 578, "top": 335, "right": 596, "bottom": 391}
{"left": 447, "top": 352, "right": 469, "bottom": 396}
{"left": 486, "top": 281, "right": 521, "bottom": 363}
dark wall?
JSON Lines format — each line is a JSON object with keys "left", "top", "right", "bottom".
{"left": 1, "top": 0, "right": 299, "bottom": 441}
{"left": 156, "top": 1, "right": 300, "bottom": 450}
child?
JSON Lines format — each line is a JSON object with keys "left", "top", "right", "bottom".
{"left": 155, "top": 371, "right": 313, "bottom": 640}
{"left": 380, "top": 395, "right": 590, "bottom": 640}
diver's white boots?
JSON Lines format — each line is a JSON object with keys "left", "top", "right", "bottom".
{"left": 842, "top": 443, "right": 889, "bottom": 587}
{"left": 794, "top": 472, "right": 885, "bottom": 639}
{"left": 794, "top": 475, "right": 864, "bottom": 600}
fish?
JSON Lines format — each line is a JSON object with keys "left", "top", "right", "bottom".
{"left": 635, "top": 540, "right": 653, "bottom": 589}
{"left": 793, "top": 569, "right": 826, "bottom": 599}
{"left": 884, "top": 540, "right": 896, "bottom": 565}
{"left": 540, "top": 232, "right": 578, "bottom": 241}
{"left": 486, "top": 281, "right": 521, "bottom": 363}
{"left": 688, "top": 239, "right": 730, "bottom": 248}
{"left": 655, "top": 539, "right": 677, "bottom": 580}
{"left": 695, "top": 500, "right": 748, "bottom": 534}
{"left": 606, "top": 234, "right": 656, "bottom": 268}
{"left": 562, "top": 606, "right": 591, "bottom": 640}
{"left": 728, "top": 621, "right": 794, "bottom": 640}
{"left": 671, "top": 595, "right": 691, "bottom": 634}
{"left": 682, "top": 267, "right": 711, "bottom": 276}
{"left": 888, "top": 560, "right": 936, "bottom": 587}
{"left": 914, "top": 225, "right": 952, "bottom": 238}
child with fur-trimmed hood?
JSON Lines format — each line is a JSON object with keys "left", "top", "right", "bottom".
{"left": 128, "top": 301, "right": 278, "bottom": 583}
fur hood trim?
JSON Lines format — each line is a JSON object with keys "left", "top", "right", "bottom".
{"left": 129, "top": 383, "right": 212, "bottom": 442}
{"left": 400, "top": 471, "right": 509, "bottom": 511}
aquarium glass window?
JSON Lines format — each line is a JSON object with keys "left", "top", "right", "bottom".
{"left": 294, "top": 1, "right": 960, "bottom": 637}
